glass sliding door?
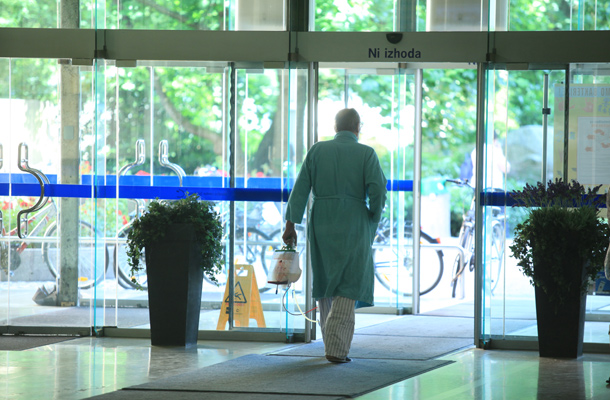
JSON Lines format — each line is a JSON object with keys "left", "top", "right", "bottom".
{"left": 480, "top": 67, "right": 562, "bottom": 342}
{"left": 95, "top": 59, "right": 307, "bottom": 337}
{"left": 559, "top": 63, "right": 610, "bottom": 344}
{"left": 0, "top": 57, "right": 101, "bottom": 333}
{"left": 317, "top": 63, "right": 415, "bottom": 312}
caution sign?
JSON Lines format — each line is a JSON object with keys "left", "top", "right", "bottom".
{"left": 216, "top": 264, "right": 266, "bottom": 330}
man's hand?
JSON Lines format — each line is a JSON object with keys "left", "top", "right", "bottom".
{"left": 282, "top": 220, "right": 297, "bottom": 247}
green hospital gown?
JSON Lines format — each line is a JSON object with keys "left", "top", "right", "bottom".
{"left": 285, "top": 131, "right": 387, "bottom": 307}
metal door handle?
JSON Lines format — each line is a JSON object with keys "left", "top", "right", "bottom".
{"left": 17, "top": 143, "right": 50, "bottom": 239}
{"left": 158, "top": 140, "right": 186, "bottom": 187}
{"left": 118, "top": 139, "right": 146, "bottom": 176}
{"left": 117, "top": 139, "right": 147, "bottom": 218}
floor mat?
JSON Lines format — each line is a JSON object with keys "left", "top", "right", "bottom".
{"left": 270, "top": 334, "right": 472, "bottom": 360}
{"left": 355, "top": 315, "right": 536, "bottom": 338}
{"left": 0, "top": 335, "right": 76, "bottom": 351}
{"left": 124, "top": 354, "right": 452, "bottom": 398}
{"left": 86, "top": 390, "right": 344, "bottom": 400}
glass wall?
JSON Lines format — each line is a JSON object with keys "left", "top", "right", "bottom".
{"left": 310, "top": 0, "right": 610, "bottom": 32}
{"left": 0, "top": 0, "right": 286, "bottom": 30}
{"left": 508, "top": 0, "right": 610, "bottom": 31}
{"left": 0, "top": 55, "right": 306, "bottom": 336}
{"left": 482, "top": 63, "right": 610, "bottom": 346}
{"left": 3, "top": 1, "right": 610, "bottom": 30}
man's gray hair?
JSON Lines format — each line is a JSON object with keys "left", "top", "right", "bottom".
{"left": 335, "top": 108, "right": 360, "bottom": 133}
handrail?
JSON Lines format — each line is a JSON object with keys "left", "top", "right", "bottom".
{"left": 17, "top": 143, "right": 50, "bottom": 238}
{"left": 158, "top": 140, "right": 186, "bottom": 187}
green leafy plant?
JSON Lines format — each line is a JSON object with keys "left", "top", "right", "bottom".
{"left": 509, "top": 179, "right": 609, "bottom": 310}
{"left": 126, "top": 193, "right": 224, "bottom": 289}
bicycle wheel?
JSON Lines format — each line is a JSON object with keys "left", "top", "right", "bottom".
{"left": 488, "top": 221, "right": 505, "bottom": 294}
{"left": 43, "top": 221, "right": 108, "bottom": 290}
{"left": 115, "top": 225, "right": 148, "bottom": 290}
{"left": 451, "top": 224, "right": 474, "bottom": 298}
{"left": 373, "top": 229, "right": 444, "bottom": 296}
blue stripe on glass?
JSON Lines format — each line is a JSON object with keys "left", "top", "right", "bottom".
{"left": 0, "top": 174, "right": 414, "bottom": 201}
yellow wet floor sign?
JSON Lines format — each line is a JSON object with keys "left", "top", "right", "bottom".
{"left": 216, "top": 264, "right": 266, "bottom": 329}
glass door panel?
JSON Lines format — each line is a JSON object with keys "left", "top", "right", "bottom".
{"left": 101, "top": 60, "right": 304, "bottom": 336}
{"left": 482, "top": 67, "right": 569, "bottom": 342}
{"left": 419, "top": 66, "right": 479, "bottom": 314}
{"left": 563, "top": 63, "right": 610, "bottom": 344}
{"left": 0, "top": 58, "right": 99, "bottom": 331}
{"left": 232, "top": 65, "right": 306, "bottom": 335}
{"left": 102, "top": 61, "right": 227, "bottom": 331}
{"left": 485, "top": 64, "right": 610, "bottom": 346}
{"left": 317, "top": 64, "right": 413, "bottom": 311}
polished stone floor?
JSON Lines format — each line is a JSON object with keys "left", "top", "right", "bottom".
{"left": 2, "top": 334, "right": 610, "bottom": 399}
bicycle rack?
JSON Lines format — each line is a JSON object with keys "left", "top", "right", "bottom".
{"left": 158, "top": 140, "right": 186, "bottom": 187}
{"left": 118, "top": 139, "right": 146, "bottom": 218}
{"left": 17, "top": 142, "right": 51, "bottom": 239}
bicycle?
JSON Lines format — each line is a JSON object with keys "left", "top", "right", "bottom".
{"left": 446, "top": 179, "right": 505, "bottom": 298}
{"left": 371, "top": 217, "right": 445, "bottom": 296}
{"left": 0, "top": 196, "right": 109, "bottom": 290}
{"left": 1, "top": 143, "right": 108, "bottom": 290}
{"left": 263, "top": 215, "right": 444, "bottom": 297}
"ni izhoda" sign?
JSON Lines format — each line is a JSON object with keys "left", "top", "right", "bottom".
{"left": 369, "top": 47, "right": 422, "bottom": 59}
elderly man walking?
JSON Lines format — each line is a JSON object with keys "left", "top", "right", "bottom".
{"left": 282, "top": 108, "right": 387, "bottom": 363}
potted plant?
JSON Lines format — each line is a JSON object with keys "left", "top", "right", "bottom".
{"left": 509, "top": 178, "right": 609, "bottom": 358}
{"left": 126, "top": 192, "right": 223, "bottom": 347}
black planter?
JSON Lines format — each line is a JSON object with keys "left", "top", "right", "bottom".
{"left": 535, "top": 285, "right": 587, "bottom": 358}
{"left": 145, "top": 224, "right": 203, "bottom": 347}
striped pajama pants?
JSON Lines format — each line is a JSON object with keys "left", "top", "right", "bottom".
{"left": 317, "top": 296, "right": 356, "bottom": 359}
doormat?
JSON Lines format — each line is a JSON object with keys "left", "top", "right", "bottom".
{"left": 270, "top": 334, "right": 472, "bottom": 361}
{"left": 123, "top": 354, "right": 451, "bottom": 398}
{"left": 355, "top": 315, "right": 537, "bottom": 339}
{"left": 87, "top": 390, "right": 343, "bottom": 400}
{"left": 0, "top": 335, "right": 76, "bottom": 351}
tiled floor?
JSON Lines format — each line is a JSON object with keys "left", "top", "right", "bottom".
{"left": 2, "top": 329, "right": 610, "bottom": 399}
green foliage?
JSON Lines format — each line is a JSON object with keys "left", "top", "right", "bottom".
{"left": 105, "top": 0, "right": 225, "bottom": 30}
{"left": 126, "top": 193, "right": 224, "bottom": 289}
{"left": 509, "top": 179, "right": 609, "bottom": 311}
{"left": 313, "top": 0, "right": 395, "bottom": 31}
{"left": 0, "top": 0, "right": 57, "bottom": 28}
